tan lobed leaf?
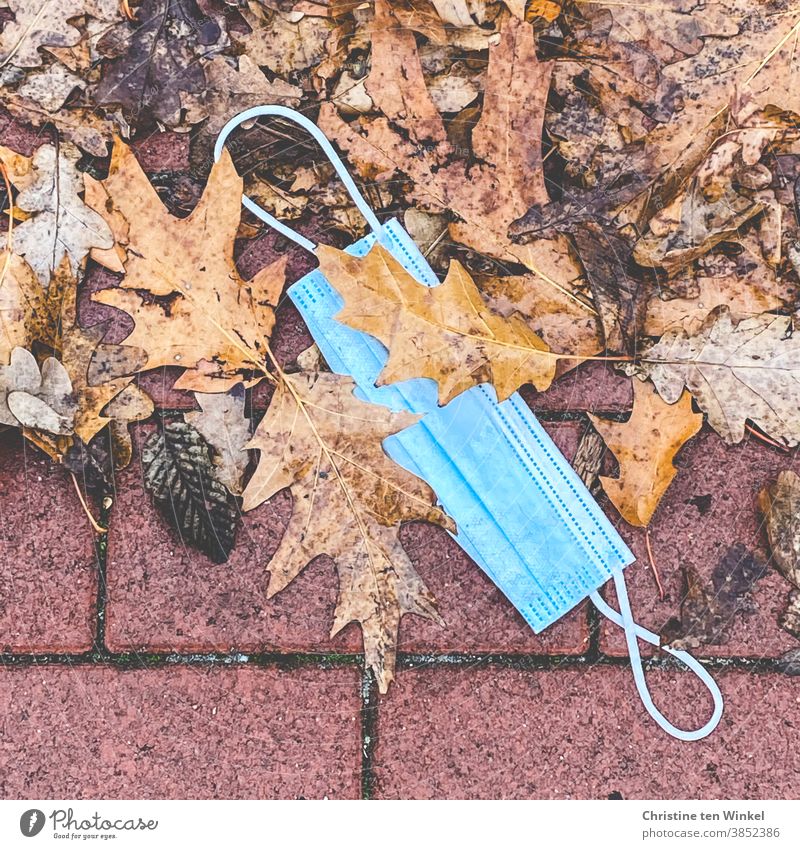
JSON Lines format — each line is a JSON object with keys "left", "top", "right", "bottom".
{"left": 644, "top": 234, "right": 793, "bottom": 336}
{"left": 242, "top": 370, "right": 453, "bottom": 692}
{"left": 0, "top": 250, "right": 65, "bottom": 364}
{"left": 184, "top": 388, "right": 251, "bottom": 495}
{"left": 0, "top": 346, "right": 76, "bottom": 434}
{"left": 89, "top": 138, "right": 285, "bottom": 386}
{"left": 758, "top": 471, "right": 800, "bottom": 637}
{"left": 5, "top": 142, "right": 113, "bottom": 285}
{"left": 55, "top": 260, "right": 149, "bottom": 445}
{"left": 366, "top": 0, "right": 451, "bottom": 148}
{"left": 475, "top": 271, "right": 602, "bottom": 377}
{"left": 0, "top": 0, "right": 84, "bottom": 69}
{"left": 318, "top": 241, "right": 556, "bottom": 404}
{"left": 646, "top": 1, "right": 800, "bottom": 171}
{"left": 590, "top": 381, "right": 703, "bottom": 527}
{"left": 631, "top": 307, "right": 800, "bottom": 447}
{"left": 234, "top": 2, "right": 336, "bottom": 77}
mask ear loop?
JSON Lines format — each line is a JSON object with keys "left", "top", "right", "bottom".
{"left": 214, "top": 105, "right": 383, "bottom": 254}
{"left": 591, "top": 571, "right": 723, "bottom": 741}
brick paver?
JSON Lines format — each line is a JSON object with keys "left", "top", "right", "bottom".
{"left": 105, "top": 423, "right": 362, "bottom": 654}
{"left": 0, "top": 666, "right": 360, "bottom": 798}
{"left": 373, "top": 665, "right": 800, "bottom": 799}
{"left": 600, "top": 428, "right": 800, "bottom": 658}
{"left": 523, "top": 362, "right": 633, "bottom": 413}
{"left": 106, "top": 421, "right": 589, "bottom": 657}
{"left": 0, "top": 432, "right": 98, "bottom": 652}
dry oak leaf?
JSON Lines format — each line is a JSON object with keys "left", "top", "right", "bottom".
{"left": 320, "top": 10, "right": 586, "bottom": 307}
{"left": 590, "top": 381, "right": 702, "bottom": 526}
{"left": 55, "top": 260, "right": 150, "bottom": 445}
{"left": 0, "top": 250, "right": 67, "bottom": 364}
{"left": 319, "top": 242, "right": 556, "bottom": 405}
{"left": 89, "top": 138, "right": 284, "bottom": 387}
{"left": 0, "top": 0, "right": 84, "bottom": 69}
{"left": 758, "top": 471, "right": 800, "bottom": 639}
{"left": 632, "top": 306, "right": 800, "bottom": 446}
{"left": 242, "top": 370, "right": 453, "bottom": 693}
{"left": 3, "top": 142, "right": 113, "bottom": 285}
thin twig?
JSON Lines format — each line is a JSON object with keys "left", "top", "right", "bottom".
{"left": 745, "top": 422, "right": 788, "bottom": 451}
{"left": 645, "top": 527, "right": 665, "bottom": 601}
{"left": 70, "top": 473, "right": 107, "bottom": 534}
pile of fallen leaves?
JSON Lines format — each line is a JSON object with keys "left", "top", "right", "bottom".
{"left": 2, "top": 0, "right": 800, "bottom": 689}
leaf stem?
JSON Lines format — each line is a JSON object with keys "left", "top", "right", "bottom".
{"left": 70, "top": 472, "right": 107, "bottom": 534}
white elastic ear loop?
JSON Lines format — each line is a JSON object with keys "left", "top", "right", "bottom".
{"left": 590, "top": 570, "right": 723, "bottom": 741}
{"left": 214, "top": 105, "right": 383, "bottom": 253}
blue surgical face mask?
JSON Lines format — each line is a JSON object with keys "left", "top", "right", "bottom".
{"left": 216, "top": 106, "right": 723, "bottom": 741}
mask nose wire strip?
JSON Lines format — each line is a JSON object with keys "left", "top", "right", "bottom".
{"left": 590, "top": 571, "right": 724, "bottom": 741}
{"left": 214, "top": 105, "right": 383, "bottom": 254}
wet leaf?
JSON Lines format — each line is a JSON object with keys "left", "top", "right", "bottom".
{"left": 759, "top": 470, "right": 800, "bottom": 639}
{"left": 142, "top": 421, "right": 239, "bottom": 564}
{"left": 662, "top": 544, "right": 764, "bottom": 649}
{"left": 95, "top": 0, "right": 224, "bottom": 126}
{"left": 631, "top": 307, "right": 800, "bottom": 447}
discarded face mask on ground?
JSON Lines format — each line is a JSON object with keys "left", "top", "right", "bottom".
{"left": 216, "top": 106, "right": 724, "bottom": 742}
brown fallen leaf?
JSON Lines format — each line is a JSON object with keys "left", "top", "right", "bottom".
{"left": 0, "top": 347, "right": 76, "bottom": 435}
{"left": 242, "top": 370, "right": 453, "bottom": 692}
{"left": 366, "top": 0, "right": 451, "bottom": 148}
{"left": 647, "top": 2, "right": 800, "bottom": 173}
{"left": 89, "top": 138, "right": 284, "bottom": 388}
{"left": 184, "top": 387, "right": 251, "bottom": 496}
{"left": 644, "top": 234, "right": 794, "bottom": 336}
{"left": 181, "top": 55, "right": 302, "bottom": 139}
{"left": 0, "top": 1, "right": 85, "bottom": 69}
{"left": 661, "top": 544, "right": 764, "bottom": 649}
{"left": 234, "top": 2, "right": 336, "bottom": 78}
{"left": 318, "top": 241, "right": 556, "bottom": 404}
{"left": 0, "top": 251, "right": 65, "bottom": 363}
{"left": 759, "top": 471, "right": 800, "bottom": 639}
{"left": 55, "top": 260, "right": 149, "bottom": 444}
{"left": 319, "top": 10, "right": 588, "bottom": 308}
{"left": 590, "top": 381, "right": 702, "bottom": 526}
{"left": 572, "top": 221, "right": 647, "bottom": 354}
{"left": 474, "top": 270, "right": 601, "bottom": 377}
{"left": 631, "top": 307, "right": 800, "bottom": 447}
{"left": 2, "top": 142, "right": 113, "bottom": 284}
{"left": 95, "top": 0, "right": 225, "bottom": 127}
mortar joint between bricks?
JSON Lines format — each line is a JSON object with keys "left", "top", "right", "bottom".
{"left": 360, "top": 667, "right": 379, "bottom": 800}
